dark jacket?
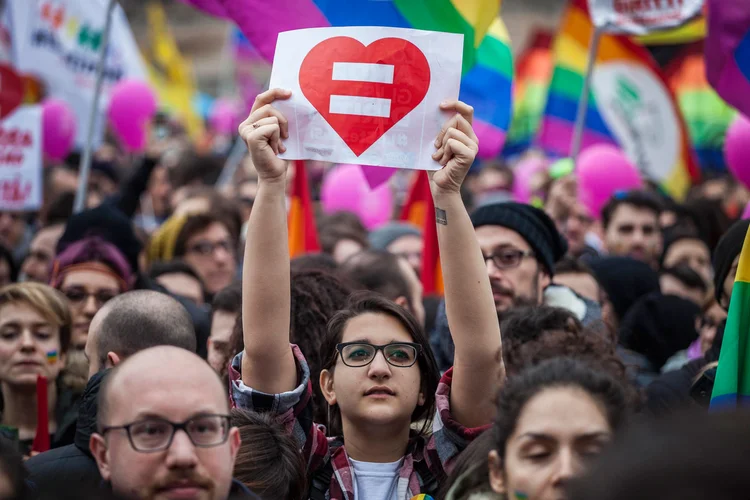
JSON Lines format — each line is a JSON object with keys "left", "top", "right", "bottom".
{"left": 26, "top": 371, "right": 106, "bottom": 496}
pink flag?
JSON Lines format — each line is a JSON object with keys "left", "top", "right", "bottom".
{"left": 705, "top": 0, "right": 750, "bottom": 117}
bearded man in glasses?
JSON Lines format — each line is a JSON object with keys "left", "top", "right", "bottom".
{"left": 430, "top": 202, "right": 570, "bottom": 371}
{"left": 90, "top": 346, "right": 256, "bottom": 499}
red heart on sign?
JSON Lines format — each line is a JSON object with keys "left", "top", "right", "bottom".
{"left": 0, "top": 64, "right": 24, "bottom": 120}
{"left": 299, "top": 37, "right": 430, "bottom": 156}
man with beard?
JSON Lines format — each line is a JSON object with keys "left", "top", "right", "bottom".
{"left": 430, "top": 202, "right": 568, "bottom": 370}
{"left": 602, "top": 191, "right": 663, "bottom": 268}
{"left": 90, "top": 346, "right": 258, "bottom": 499}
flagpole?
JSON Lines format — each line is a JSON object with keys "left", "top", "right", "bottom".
{"left": 215, "top": 136, "right": 247, "bottom": 188}
{"left": 74, "top": 0, "right": 118, "bottom": 213}
{"left": 570, "top": 27, "right": 602, "bottom": 161}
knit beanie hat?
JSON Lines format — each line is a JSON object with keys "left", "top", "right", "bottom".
{"left": 588, "top": 256, "right": 660, "bottom": 322}
{"left": 471, "top": 202, "right": 568, "bottom": 276}
{"left": 713, "top": 219, "right": 750, "bottom": 306}
{"left": 660, "top": 226, "right": 709, "bottom": 266}
{"left": 147, "top": 214, "right": 189, "bottom": 264}
{"left": 57, "top": 205, "right": 142, "bottom": 274}
{"left": 369, "top": 222, "right": 422, "bottom": 250}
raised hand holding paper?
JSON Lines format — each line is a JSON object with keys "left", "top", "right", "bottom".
{"left": 269, "top": 27, "right": 463, "bottom": 170}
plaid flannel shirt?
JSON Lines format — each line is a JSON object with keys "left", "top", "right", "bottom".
{"left": 229, "top": 345, "right": 489, "bottom": 499}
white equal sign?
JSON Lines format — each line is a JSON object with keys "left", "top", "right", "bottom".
{"left": 329, "top": 62, "right": 394, "bottom": 118}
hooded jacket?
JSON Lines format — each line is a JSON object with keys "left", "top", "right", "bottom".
{"left": 26, "top": 370, "right": 106, "bottom": 496}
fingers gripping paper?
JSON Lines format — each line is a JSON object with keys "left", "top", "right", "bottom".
{"left": 270, "top": 27, "right": 463, "bottom": 170}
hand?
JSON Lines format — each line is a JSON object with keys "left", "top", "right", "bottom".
{"left": 238, "top": 88, "right": 292, "bottom": 183}
{"left": 546, "top": 175, "right": 577, "bottom": 223}
{"left": 429, "top": 100, "right": 479, "bottom": 196}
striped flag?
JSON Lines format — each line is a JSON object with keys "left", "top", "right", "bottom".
{"left": 288, "top": 160, "right": 320, "bottom": 258}
{"left": 536, "top": 0, "right": 699, "bottom": 199}
{"left": 711, "top": 225, "right": 750, "bottom": 409}
{"left": 400, "top": 171, "right": 442, "bottom": 295}
{"left": 705, "top": 0, "right": 750, "bottom": 118}
{"left": 502, "top": 30, "right": 553, "bottom": 158}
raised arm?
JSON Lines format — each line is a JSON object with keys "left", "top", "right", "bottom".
{"left": 238, "top": 89, "right": 298, "bottom": 394}
{"left": 430, "top": 102, "right": 503, "bottom": 428}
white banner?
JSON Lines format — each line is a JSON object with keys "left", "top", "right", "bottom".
{"left": 587, "top": 0, "right": 704, "bottom": 35}
{"left": 8, "top": 0, "right": 147, "bottom": 148}
{"left": 270, "top": 27, "right": 463, "bottom": 170}
{"left": 0, "top": 105, "right": 42, "bottom": 211}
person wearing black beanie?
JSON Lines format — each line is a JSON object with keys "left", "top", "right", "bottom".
{"left": 713, "top": 219, "right": 750, "bottom": 310}
{"left": 471, "top": 202, "right": 568, "bottom": 316}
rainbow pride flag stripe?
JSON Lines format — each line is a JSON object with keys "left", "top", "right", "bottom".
{"left": 536, "top": 0, "right": 699, "bottom": 199}
{"left": 180, "top": 0, "right": 513, "bottom": 158}
{"left": 460, "top": 18, "right": 513, "bottom": 159}
{"left": 711, "top": 225, "right": 750, "bottom": 409}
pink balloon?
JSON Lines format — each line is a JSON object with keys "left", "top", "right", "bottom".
{"left": 209, "top": 98, "right": 241, "bottom": 135}
{"left": 42, "top": 98, "right": 76, "bottom": 161}
{"left": 359, "top": 182, "right": 393, "bottom": 230}
{"left": 725, "top": 114, "right": 750, "bottom": 190}
{"left": 577, "top": 145, "right": 642, "bottom": 218}
{"left": 512, "top": 157, "right": 549, "bottom": 203}
{"left": 742, "top": 202, "right": 750, "bottom": 220}
{"left": 107, "top": 80, "right": 158, "bottom": 153}
{"left": 360, "top": 165, "right": 397, "bottom": 189}
{"left": 320, "top": 164, "right": 369, "bottom": 214}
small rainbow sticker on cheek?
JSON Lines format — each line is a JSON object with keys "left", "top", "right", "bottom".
{"left": 410, "top": 496, "right": 434, "bottom": 500}
{"left": 514, "top": 492, "right": 530, "bottom": 500}
{"left": 46, "top": 350, "right": 58, "bottom": 365}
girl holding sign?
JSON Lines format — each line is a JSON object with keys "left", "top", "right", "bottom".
{"left": 231, "top": 88, "right": 502, "bottom": 499}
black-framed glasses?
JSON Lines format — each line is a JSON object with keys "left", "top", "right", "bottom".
{"left": 101, "top": 414, "right": 231, "bottom": 453}
{"left": 186, "top": 240, "right": 235, "bottom": 257}
{"left": 336, "top": 342, "right": 422, "bottom": 368}
{"left": 61, "top": 288, "right": 118, "bottom": 306}
{"left": 483, "top": 249, "right": 535, "bottom": 270}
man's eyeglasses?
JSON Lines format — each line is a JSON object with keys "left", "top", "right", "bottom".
{"left": 336, "top": 342, "right": 422, "bottom": 368}
{"left": 101, "top": 414, "right": 231, "bottom": 453}
{"left": 186, "top": 240, "right": 234, "bottom": 257}
{"left": 61, "top": 288, "right": 118, "bottom": 306}
{"left": 483, "top": 249, "right": 535, "bottom": 270}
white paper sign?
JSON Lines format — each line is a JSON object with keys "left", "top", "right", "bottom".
{"left": 0, "top": 105, "right": 42, "bottom": 211}
{"left": 588, "top": 0, "right": 703, "bottom": 35}
{"left": 8, "top": 0, "right": 147, "bottom": 148}
{"left": 269, "top": 27, "right": 463, "bottom": 170}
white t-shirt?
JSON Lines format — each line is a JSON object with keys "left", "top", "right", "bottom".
{"left": 350, "top": 457, "right": 401, "bottom": 500}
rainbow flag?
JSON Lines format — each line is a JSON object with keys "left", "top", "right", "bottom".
{"left": 459, "top": 18, "right": 513, "bottom": 159}
{"left": 400, "top": 171, "right": 442, "bottom": 295}
{"left": 179, "top": 0, "right": 513, "bottom": 157}
{"left": 710, "top": 225, "right": 750, "bottom": 409}
{"left": 502, "top": 30, "right": 553, "bottom": 158}
{"left": 666, "top": 44, "right": 737, "bottom": 173}
{"left": 178, "top": 0, "right": 500, "bottom": 74}
{"left": 537, "top": 0, "right": 699, "bottom": 200}
{"left": 288, "top": 160, "right": 320, "bottom": 257}
{"left": 636, "top": 5, "right": 706, "bottom": 46}
{"left": 705, "top": 0, "right": 750, "bottom": 119}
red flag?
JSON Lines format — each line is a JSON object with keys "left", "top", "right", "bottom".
{"left": 399, "top": 171, "right": 443, "bottom": 295}
{"left": 288, "top": 160, "right": 320, "bottom": 258}
{"left": 32, "top": 375, "right": 49, "bottom": 453}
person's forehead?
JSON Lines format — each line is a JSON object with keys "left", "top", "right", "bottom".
{"left": 475, "top": 225, "right": 532, "bottom": 251}
{"left": 32, "top": 225, "right": 64, "bottom": 249}
{"left": 108, "top": 367, "right": 227, "bottom": 422}
{"left": 188, "top": 222, "right": 230, "bottom": 242}
{"left": 666, "top": 239, "right": 708, "bottom": 257}
{"left": 61, "top": 269, "right": 120, "bottom": 290}
{"left": 611, "top": 204, "right": 658, "bottom": 225}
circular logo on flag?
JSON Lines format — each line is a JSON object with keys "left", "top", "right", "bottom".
{"left": 592, "top": 62, "right": 680, "bottom": 184}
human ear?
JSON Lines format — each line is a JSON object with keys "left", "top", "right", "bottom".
{"left": 417, "top": 391, "right": 426, "bottom": 406}
{"left": 394, "top": 296, "right": 409, "bottom": 310}
{"left": 488, "top": 449, "right": 507, "bottom": 495}
{"left": 106, "top": 352, "right": 121, "bottom": 368}
{"left": 90, "top": 433, "right": 112, "bottom": 481}
{"left": 320, "top": 369, "right": 337, "bottom": 405}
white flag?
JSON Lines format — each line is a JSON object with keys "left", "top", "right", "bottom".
{"left": 8, "top": 0, "right": 147, "bottom": 148}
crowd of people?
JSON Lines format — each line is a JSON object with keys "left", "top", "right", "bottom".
{"left": 0, "top": 85, "right": 747, "bottom": 500}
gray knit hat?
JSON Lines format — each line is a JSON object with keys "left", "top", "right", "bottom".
{"left": 369, "top": 222, "right": 422, "bottom": 250}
